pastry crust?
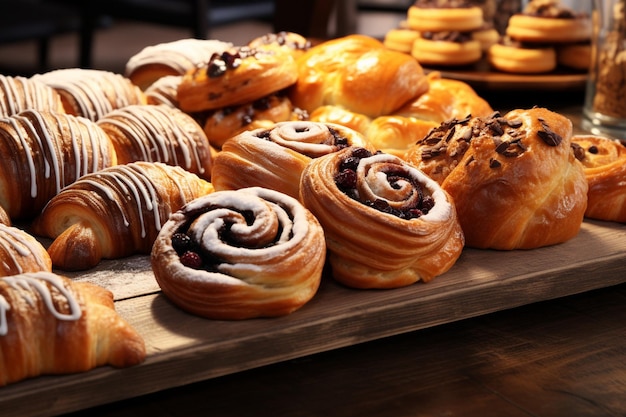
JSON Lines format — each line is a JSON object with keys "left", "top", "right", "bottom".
{"left": 300, "top": 147, "right": 464, "bottom": 289}
{"left": 151, "top": 187, "right": 326, "bottom": 319}
{"left": 0, "top": 224, "right": 52, "bottom": 276}
{"left": 557, "top": 43, "right": 591, "bottom": 70}
{"left": 405, "top": 108, "right": 588, "bottom": 249}
{"left": 488, "top": 41, "right": 557, "bottom": 74}
{"left": 309, "top": 105, "right": 373, "bottom": 135}
{"left": 407, "top": 4, "right": 484, "bottom": 32}
{"left": 383, "top": 28, "right": 420, "bottom": 53}
{"left": 247, "top": 31, "right": 311, "bottom": 59}
{"left": 0, "top": 74, "right": 64, "bottom": 117}
{"left": 572, "top": 135, "right": 626, "bottom": 223}
{"left": 365, "top": 115, "right": 439, "bottom": 157}
{"left": 506, "top": 13, "right": 591, "bottom": 43}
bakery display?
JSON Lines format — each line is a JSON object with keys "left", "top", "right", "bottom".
{"left": 405, "top": 108, "right": 588, "bottom": 249}
{"left": 0, "top": 74, "right": 64, "bottom": 117}
{"left": 151, "top": 187, "right": 326, "bottom": 319}
{"left": 0, "top": 271, "right": 145, "bottom": 386}
{"left": 31, "top": 162, "right": 214, "bottom": 271}
{"left": 0, "top": 109, "right": 117, "bottom": 221}
{"left": 572, "top": 135, "right": 626, "bottom": 223}
{"left": 0, "top": 224, "right": 52, "bottom": 277}
{"left": 211, "top": 120, "right": 374, "bottom": 200}
{"left": 300, "top": 146, "right": 464, "bottom": 289}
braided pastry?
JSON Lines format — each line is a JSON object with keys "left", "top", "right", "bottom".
{"left": 0, "top": 271, "right": 145, "bottom": 386}
{"left": 0, "top": 109, "right": 117, "bottom": 221}
{"left": 0, "top": 74, "right": 64, "bottom": 117}
{"left": 300, "top": 147, "right": 464, "bottom": 289}
{"left": 0, "top": 224, "right": 52, "bottom": 277}
{"left": 31, "top": 162, "right": 214, "bottom": 271}
{"left": 151, "top": 187, "right": 326, "bottom": 320}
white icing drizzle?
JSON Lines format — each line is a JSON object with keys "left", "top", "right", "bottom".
{"left": 0, "top": 224, "right": 48, "bottom": 274}
{"left": 0, "top": 272, "right": 82, "bottom": 337}
{"left": 267, "top": 121, "right": 339, "bottom": 158}
{"left": 0, "top": 75, "right": 58, "bottom": 116}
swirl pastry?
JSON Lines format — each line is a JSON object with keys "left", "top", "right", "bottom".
{"left": 404, "top": 108, "right": 588, "bottom": 249}
{"left": 0, "top": 271, "right": 146, "bottom": 386}
{"left": 0, "top": 74, "right": 64, "bottom": 117}
{"left": 0, "top": 109, "right": 117, "bottom": 221}
{"left": 124, "top": 38, "right": 233, "bottom": 90}
{"left": 0, "top": 224, "right": 52, "bottom": 277}
{"left": 33, "top": 69, "right": 146, "bottom": 121}
{"left": 96, "top": 104, "right": 213, "bottom": 180}
{"left": 151, "top": 187, "right": 326, "bottom": 320}
{"left": 300, "top": 147, "right": 464, "bottom": 289}
{"left": 177, "top": 46, "right": 299, "bottom": 113}
{"left": 31, "top": 162, "right": 214, "bottom": 271}
{"left": 571, "top": 135, "right": 626, "bottom": 223}
{"left": 211, "top": 121, "right": 374, "bottom": 200}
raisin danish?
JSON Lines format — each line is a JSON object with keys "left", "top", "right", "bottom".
{"left": 300, "top": 147, "right": 464, "bottom": 289}
{"left": 31, "top": 162, "right": 214, "bottom": 271}
{"left": 571, "top": 135, "right": 626, "bottom": 223}
{"left": 151, "top": 187, "right": 326, "bottom": 320}
{"left": 0, "top": 224, "right": 52, "bottom": 277}
{"left": 404, "top": 108, "right": 588, "bottom": 249}
{"left": 211, "top": 121, "right": 374, "bottom": 200}
{"left": 0, "top": 271, "right": 145, "bottom": 386}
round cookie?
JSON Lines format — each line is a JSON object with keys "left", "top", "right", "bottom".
{"left": 488, "top": 38, "right": 556, "bottom": 74}
{"left": 557, "top": 43, "right": 591, "bottom": 70}
{"left": 384, "top": 28, "right": 420, "bottom": 53}
{"left": 412, "top": 32, "right": 482, "bottom": 66}
{"left": 407, "top": 1, "right": 484, "bottom": 32}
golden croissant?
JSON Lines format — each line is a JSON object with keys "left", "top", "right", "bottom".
{"left": 0, "top": 224, "right": 52, "bottom": 277}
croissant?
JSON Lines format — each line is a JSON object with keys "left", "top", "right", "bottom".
{"left": 571, "top": 135, "right": 626, "bottom": 223}
{"left": 300, "top": 147, "right": 464, "bottom": 289}
{"left": 0, "top": 74, "right": 64, "bottom": 117}
{"left": 211, "top": 120, "right": 374, "bottom": 200}
{"left": 151, "top": 187, "right": 326, "bottom": 320}
{"left": 31, "top": 161, "right": 214, "bottom": 271}
{"left": 0, "top": 224, "right": 52, "bottom": 277}
{"left": 32, "top": 69, "right": 146, "bottom": 121}
{"left": 144, "top": 75, "right": 182, "bottom": 108}
{"left": 96, "top": 104, "right": 213, "bottom": 180}
{"left": 404, "top": 108, "right": 588, "bottom": 249}
{"left": 0, "top": 109, "right": 117, "bottom": 221}
{"left": 0, "top": 271, "right": 146, "bottom": 386}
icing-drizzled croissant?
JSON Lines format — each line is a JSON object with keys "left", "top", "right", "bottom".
{"left": 211, "top": 121, "right": 374, "bottom": 200}
{"left": 300, "top": 147, "right": 464, "bottom": 289}
{"left": 97, "top": 104, "right": 213, "bottom": 180}
{"left": 0, "top": 74, "right": 64, "bottom": 117}
{"left": 0, "top": 224, "right": 52, "bottom": 277}
{"left": 31, "top": 162, "right": 214, "bottom": 271}
{"left": 0, "top": 109, "right": 117, "bottom": 220}
{"left": 151, "top": 187, "right": 326, "bottom": 320}
{"left": 0, "top": 271, "right": 146, "bottom": 386}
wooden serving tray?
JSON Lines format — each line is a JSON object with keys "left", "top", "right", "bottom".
{"left": 2, "top": 219, "right": 626, "bottom": 417}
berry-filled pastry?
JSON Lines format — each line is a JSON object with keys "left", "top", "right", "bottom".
{"left": 300, "top": 147, "right": 464, "bottom": 289}
{"left": 151, "top": 187, "right": 326, "bottom": 320}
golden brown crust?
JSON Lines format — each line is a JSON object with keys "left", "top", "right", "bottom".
{"left": 405, "top": 108, "right": 588, "bottom": 249}
{"left": 407, "top": 5, "right": 484, "bottom": 32}
{"left": 557, "top": 43, "right": 591, "bottom": 70}
{"left": 572, "top": 135, "right": 626, "bottom": 223}
{"left": 488, "top": 41, "right": 557, "bottom": 74}
{"left": 0, "top": 75, "right": 65, "bottom": 117}
{"left": 211, "top": 121, "right": 374, "bottom": 200}
{"left": 0, "top": 271, "right": 145, "bottom": 386}
{"left": 151, "top": 187, "right": 326, "bottom": 320}
{"left": 365, "top": 115, "right": 439, "bottom": 158}
{"left": 0, "top": 224, "right": 52, "bottom": 276}
{"left": 309, "top": 105, "right": 372, "bottom": 135}
{"left": 411, "top": 36, "right": 482, "bottom": 66}
{"left": 247, "top": 31, "right": 311, "bottom": 59}
{"left": 383, "top": 28, "right": 420, "bottom": 53}
{"left": 506, "top": 13, "right": 591, "bottom": 43}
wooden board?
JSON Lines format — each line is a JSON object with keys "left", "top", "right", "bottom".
{"left": 2, "top": 219, "right": 626, "bottom": 417}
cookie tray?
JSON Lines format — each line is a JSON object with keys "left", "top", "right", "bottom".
{"left": 2, "top": 219, "right": 626, "bottom": 417}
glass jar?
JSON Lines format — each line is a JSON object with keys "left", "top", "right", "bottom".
{"left": 582, "top": 0, "right": 626, "bottom": 140}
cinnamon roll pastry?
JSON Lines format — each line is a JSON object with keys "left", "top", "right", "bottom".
{"left": 0, "top": 271, "right": 146, "bottom": 386}
{"left": 300, "top": 147, "right": 464, "bottom": 289}
{"left": 124, "top": 38, "right": 233, "bottom": 90}
{"left": 33, "top": 69, "right": 146, "bottom": 121}
{"left": 151, "top": 187, "right": 326, "bottom": 320}
{"left": 177, "top": 46, "right": 299, "bottom": 113}
{"left": 0, "top": 224, "right": 52, "bottom": 277}
{"left": 96, "top": 104, "right": 213, "bottom": 180}
{"left": 571, "top": 135, "right": 626, "bottom": 223}
{"left": 0, "top": 74, "right": 64, "bottom": 117}
{"left": 211, "top": 121, "right": 374, "bottom": 200}
{"left": 0, "top": 109, "right": 117, "bottom": 221}
{"left": 404, "top": 108, "right": 588, "bottom": 249}
{"left": 31, "top": 162, "right": 214, "bottom": 271}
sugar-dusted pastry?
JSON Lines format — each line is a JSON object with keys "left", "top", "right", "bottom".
{"left": 96, "top": 104, "right": 213, "bottom": 180}
{"left": 290, "top": 34, "right": 429, "bottom": 118}
{"left": 177, "top": 46, "right": 299, "bottom": 113}
{"left": 0, "top": 74, "right": 64, "bottom": 117}
{"left": 488, "top": 37, "right": 557, "bottom": 74}
{"left": 31, "top": 162, "right": 214, "bottom": 271}
{"left": 411, "top": 31, "right": 483, "bottom": 66}
{"left": 571, "top": 135, "right": 626, "bottom": 223}
{"left": 405, "top": 108, "right": 588, "bottom": 249}
{"left": 0, "top": 271, "right": 146, "bottom": 386}
{"left": 0, "top": 224, "right": 52, "bottom": 277}
{"left": 211, "top": 121, "right": 374, "bottom": 200}
{"left": 0, "top": 109, "right": 117, "bottom": 221}
{"left": 33, "top": 68, "right": 146, "bottom": 121}
{"left": 407, "top": 0, "right": 485, "bottom": 32}
{"left": 125, "top": 38, "right": 233, "bottom": 90}
{"left": 151, "top": 187, "right": 326, "bottom": 320}
{"left": 300, "top": 147, "right": 464, "bottom": 289}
